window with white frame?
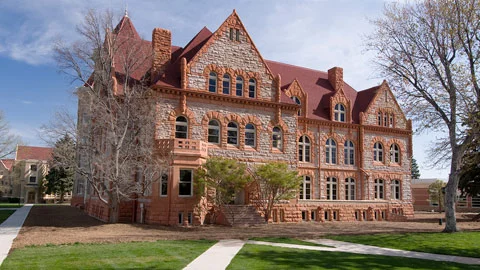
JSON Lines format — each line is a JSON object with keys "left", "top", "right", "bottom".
{"left": 227, "top": 122, "right": 239, "bottom": 145}
{"left": 272, "top": 126, "right": 282, "bottom": 150}
{"left": 374, "top": 142, "right": 383, "bottom": 162}
{"left": 209, "top": 72, "right": 217, "bottom": 93}
{"left": 326, "top": 177, "right": 338, "bottom": 200}
{"left": 345, "top": 178, "right": 356, "bottom": 200}
{"left": 208, "top": 120, "right": 220, "bottom": 144}
{"left": 29, "top": 176, "right": 36, "bottom": 183}
{"left": 334, "top": 103, "right": 346, "bottom": 122}
{"left": 236, "top": 76, "right": 243, "bottom": 96}
{"left": 390, "top": 144, "right": 400, "bottom": 164}
{"left": 179, "top": 169, "right": 193, "bottom": 196}
{"left": 248, "top": 78, "right": 256, "bottom": 98}
{"left": 299, "top": 175, "right": 311, "bottom": 199}
{"left": 223, "top": 74, "right": 230, "bottom": 94}
{"left": 298, "top": 135, "right": 311, "bottom": 162}
{"left": 245, "top": 123, "right": 256, "bottom": 147}
{"left": 292, "top": 96, "right": 301, "bottom": 116}
{"left": 160, "top": 173, "right": 168, "bottom": 196}
{"left": 391, "top": 179, "right": 400, "bottom": 200}
{"left": 374, "top": 179, "right": 384, "bottom": 199}
{"left": 326, "top": 138, "right": 337, "bottom": 164}
{"left": 175, "top": 116, "right": 188, "bottom": 139}
{"left": 344, "top": 140, "right": 355, "bottom": 165}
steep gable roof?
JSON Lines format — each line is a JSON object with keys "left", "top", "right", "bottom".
{"left": 15, "top": 146, "right": 52, "bottom": 161}
{"left": 113, "top": 15, "right": 141, "bottom": 39}
{"left": 0, "top": 159, "right": 14, "bottom": 171}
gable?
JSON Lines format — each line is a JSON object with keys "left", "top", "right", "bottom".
{"left": 186, "top": 11, "right": 275, "bottom": 100}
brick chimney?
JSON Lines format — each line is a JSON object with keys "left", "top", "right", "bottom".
{"left": 152, "top": 28, "right": 171, "bottom": 81}
{"left": 328, "top": 67, "right": 343, "bottom": 92}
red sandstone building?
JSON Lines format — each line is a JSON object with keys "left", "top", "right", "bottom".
{"left": 72, "top": 11, "right": 414, "bottom": 225}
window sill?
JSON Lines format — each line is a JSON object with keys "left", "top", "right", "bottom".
{"left": 244, "top": 146, "right": 257, "bottom": 152}
{"left": 226, "top": 145, "right": 240, "bottom": 150}
{"left": 373, "top": 161, "right": 385, "bottom": 166}
{"left": 178, "top": 195, "right": 193, "bottom": 198}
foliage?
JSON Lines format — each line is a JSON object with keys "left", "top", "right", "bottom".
{"left": 1, "top": 240, "right": 215, "bottom": 270}
{"left": 366, "top": 0, "right": 480, "bottom": 232}
{"left": 0, "top": 110, "right": 21, "bottom": 159}
{"left": 195, "top": 157, "right": 252, "bottom": 224}
{"left": 249, "top": 162, "right": 302, "bottom": 222}
{"left": 411, "top": 157, "right": 420, "bottom": 179}
{"left": 428, "top": 180, "right": 447, "bottom": 211}
{"left": 328, "top": 232, "right": 480, "bottom": 258}
{"left": 459, "top": 113, "right": 480, "bottom": 197}
{"left": 45, "top": 135, "right": 75, "bottom": 202}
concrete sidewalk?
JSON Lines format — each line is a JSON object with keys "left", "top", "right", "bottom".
{"left": 0, "top": 204, "right": 32, "bottom": 266}
{"left": 183, "top": 239, "right": 246, "bottom": 270}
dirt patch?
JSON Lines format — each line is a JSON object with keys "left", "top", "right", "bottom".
{"left": 12, "top": 205, "right": 480, "bottom": 249}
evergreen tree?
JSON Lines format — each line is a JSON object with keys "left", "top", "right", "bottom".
{"left": 45, "top": 134, "right": 75, "bottom": 202}
{"left": 411, "top": 158, "right": 420, "bottom": 180}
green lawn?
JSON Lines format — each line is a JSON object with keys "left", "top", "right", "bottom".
{"left": 0, "top": 210, "right": 15, "bottom": 224}
{"left": 0, "top": 203, "right": 23, "bottom": 208}
{"left": 227, "top": 244, "right": 480, "bottom": 270}
{"left": 328, "top": 232, "right": 480, "bottom": 258}
{"left": 1, "top": 240, "right": 216, "bottom": 270}
{"left": 250, "top": 237, "right": 331, "bottom": 247}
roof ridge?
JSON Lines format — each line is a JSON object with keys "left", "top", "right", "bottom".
{"left": 265, "top": 59, "right": 328, "bottom": 75}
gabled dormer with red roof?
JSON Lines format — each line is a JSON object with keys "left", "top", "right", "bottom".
{"left": 283, "top": 79, "right": 308, "bottom": 117}
{"left": 327, "top": 67, "right": 353, "bottom": 123}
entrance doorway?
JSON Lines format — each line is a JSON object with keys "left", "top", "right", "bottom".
{"left": 27, "top": 191, "right": 35, "bottom": 203}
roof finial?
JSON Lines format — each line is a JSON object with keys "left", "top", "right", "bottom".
{"left": 124, "top": 2, "right": 129, "bottom": 17}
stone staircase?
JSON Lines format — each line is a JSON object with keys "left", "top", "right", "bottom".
{"left": 221, "top": 205, "right": 266, "bottom": 226}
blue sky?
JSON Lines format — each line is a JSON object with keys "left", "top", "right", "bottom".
{"left": 0, "top": 0, "right": 448, "bottom": 179}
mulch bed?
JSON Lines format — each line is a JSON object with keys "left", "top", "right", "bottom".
{"left": 12, "top": 205, "right": 480, "bottom": 249}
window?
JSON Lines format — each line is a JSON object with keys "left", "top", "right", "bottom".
{"left": 373, "top": 142, "right": 383, "bottom": 162}
{"left": 299, "top": 176, "right": 311, "bottom": 200}
{"left": 223, "top": 74, "right": 230, "bottom": 94}
{"left": 187, "top": 212, "right": 193, "bottom": 225}
{"left": 344, "top": 140, "right": 355, "bottom": 165}
{"left": 301, "top": 211, "right": 307, "bottom": 221}
{"left": 384, "top": 113, "right": 388, "bottom": 127}
{"left": 235, "top": 29, "right": 240, "bottom": 41}
{"left": 175, "top": 116, "right": 188, "bottom": 139}
{"left": 389, "top": 113, "right": 394, "bottom": 128}
{"left": 377, "top": 112, "right": 382, "bottom": 126}
{"left": 326, "top": 177, "right": 337, "bottom": 200}
{"left": 326, "top": 138, "right": 337, "bottom": 164}
{"left": 179, "top": 169, "right": 193, "bottom": 196}
{"left": 390, "top": 144, "right": 400, "bottom": 164}
{"left": 245, "top": 123, "right": 256, "bottom": 147}
{"left": 310, "top": 210, "right": 316, "bottom": 221}
{"left": 292, "top": 96, "right": 301, "bottom": 116}
{"left": 272, "top": 127, "right": 282, "bottom": 150}
{"left": 298, "top": 135, "right": 311, "bottom": 162}
{"left": 345, "top": 178, "right": 356, "bottom": 200}
{"left": 236, "top": 76, "right": 243, "bottom": 96}
{"left": 29, "top": 176, "right": 36, "bottom": 183}
{"left": 391, "top": 180, "right": 400, "bottom": 200}
{"left": 374, "top": 179, "right": 384, "bottom": 199}
{"left": 248, "top": 79, "right": 256, "bottom": 98}
{"left": 30, "top": 165, "right": 37, "bottom": 171}
{"left": 208, "top": 120, "right": 220, "bottom": 144}
{"left": 209, "top": 72, "right": 217, "bottom": 93}
{"left": 160, "top": 173, "right": 168, "bottom": 196}
{"left": 334, "top": 103, "right": 346, "bottom": 122}
{"left": 227, "top": 122, "right": 239, "bottom": 145}
{"left": 178, "top": 212, "right": 184, "bottom": 224}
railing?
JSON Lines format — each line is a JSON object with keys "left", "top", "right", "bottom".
{"left": 157, "top": 138, "right": 208, "bottom": 158}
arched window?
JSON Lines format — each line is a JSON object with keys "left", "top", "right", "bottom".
{"left": 292, "top": 96, "right": 301, "bottom": 116}
{"left": 175, "top": 116, "right": 188, "bottom": 139}
{"left": 208, "top": 120, "right": 220, "bottom": 144}
{"left": 227, "top": 122, "right": 238, "bottom": 145}
{"left": 390, "top": 143, "right": 400, "bottom": 164}
{"left": 298, "top": 135, "right": 311, "bottom": 162}
{"left": 209, "top": 72, "right": 217, "bottom": 93}
{"left": 391, "top": 180, "right": 401, "bottom": 200}
{"left": 374, "top": 179, "right": 384, "bottom": 199}
{"left": 245, "top": 123, "right": 256, "bottom": 147}
{"left": 326, "top": 138, "right": 337, "bottom": 164}
{"left": 223, "top": 74, "right": 230, "bottom": 94}
{"left": 248, "top": 78, "right": 256, "bottom": 98}
{"left": 344, "top": 140, "right": 354, "bottom": 165}
{"left": 345, "top": 178, "right": 355, "bottom": 200}
{"left": 373, "top": 142, "right": 383, "bottom": 162}
{"left": 299, "top": 176, "right": 311, "bottom": 200}
{"left": 326, "top": 177, "right": 337, "bottom": 200}
{"left": 272, "top": 127, "right": 282, "bottom": 150}
{"left": 236, "top": 76, "right": 243, "bottom": 96}
{"left": 334, "top": 103, "right": 346, "bottom": 122}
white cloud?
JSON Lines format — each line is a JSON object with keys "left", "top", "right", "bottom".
{"left": 20, "top": 100, "right": 33, "bottom": 105}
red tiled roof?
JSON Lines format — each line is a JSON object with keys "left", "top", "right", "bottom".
{"left": 0, "top": 159, "right": 14, "bottom": 170}
{"left": 16, "top": 146, "right": 52, "bottom": 161}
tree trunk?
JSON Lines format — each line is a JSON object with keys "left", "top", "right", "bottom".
{"left": 443, "top": 149, "right": 461, "bottom": 233}
{"left": 109, "top": 197, "right": 119, "bottom": 223}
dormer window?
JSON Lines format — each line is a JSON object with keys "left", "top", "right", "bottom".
{"left": 209, "top": 72, "right": 217, "bottom": 93}
{"left": 334, "top": 104, "right": 346, "bottom": 122}
{"left": 223, "top": 74, "right": 230, "bottom": 94}
{"left": 229, "top": 28, "right": 240, "bottom": 41}
{"left": 292, "top": 96, "right": 301, "bottom": 116}
{"left": 248, "top": 79, "right": 256, "bottom": 98}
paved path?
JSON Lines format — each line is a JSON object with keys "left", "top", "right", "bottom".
{"left": 183, "top": 239, "right": 246, "bottom": 270}
{"left": 0, "top": 204, "right": 32, "bottom": 266}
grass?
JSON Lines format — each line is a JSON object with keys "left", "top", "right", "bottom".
{"left": 328, "top": 232, "right": 480, "bottom": 258}
{"left": 0, "top": 203, "right": 23, "bottom": 208}
{"left": 227, "top": 244, "right": 480, "bottom": 270}
{"left": 0, "top": 210, "right": 15, "bottom": 224}
{"left": 250, "top": 237, "right": 331, "bottom": 247}
{"left": 1, "top": 240, "right": 216, "bottom": 270}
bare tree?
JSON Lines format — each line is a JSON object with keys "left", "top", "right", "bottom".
{"left": 55, "top": 9, "right": 166, "bottom": 223}
{"left": 366, "top": 0, "right": 480, "bottom": 232}
{"left": 0, "top": 110, "right": 21, "bottom": 159}
{"left": 38, "top": 108, "right": 77, "bottom": 147}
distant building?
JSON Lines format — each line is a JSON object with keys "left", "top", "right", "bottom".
{"left": 0, "top": 159, "right": 14, "bottom": 198}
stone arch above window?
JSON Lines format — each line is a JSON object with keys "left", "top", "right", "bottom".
{"left": 330, "top": 91, "right": 351, "bottom": 122}
{"left": 284, "top": 79, "right": 307, "bottom": 117}
{"left": 168, "top": 107, "right": 196, "bottom": 139}
{"left": 268, "top": 119, "right": 288, "bottom": 152}
{"left": 203, "top": 64, "right": 224, "bottom": 93}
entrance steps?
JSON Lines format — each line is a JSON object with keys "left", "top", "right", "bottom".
{"left": 220, "top": 205, "right": 265, "bottom": 226}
